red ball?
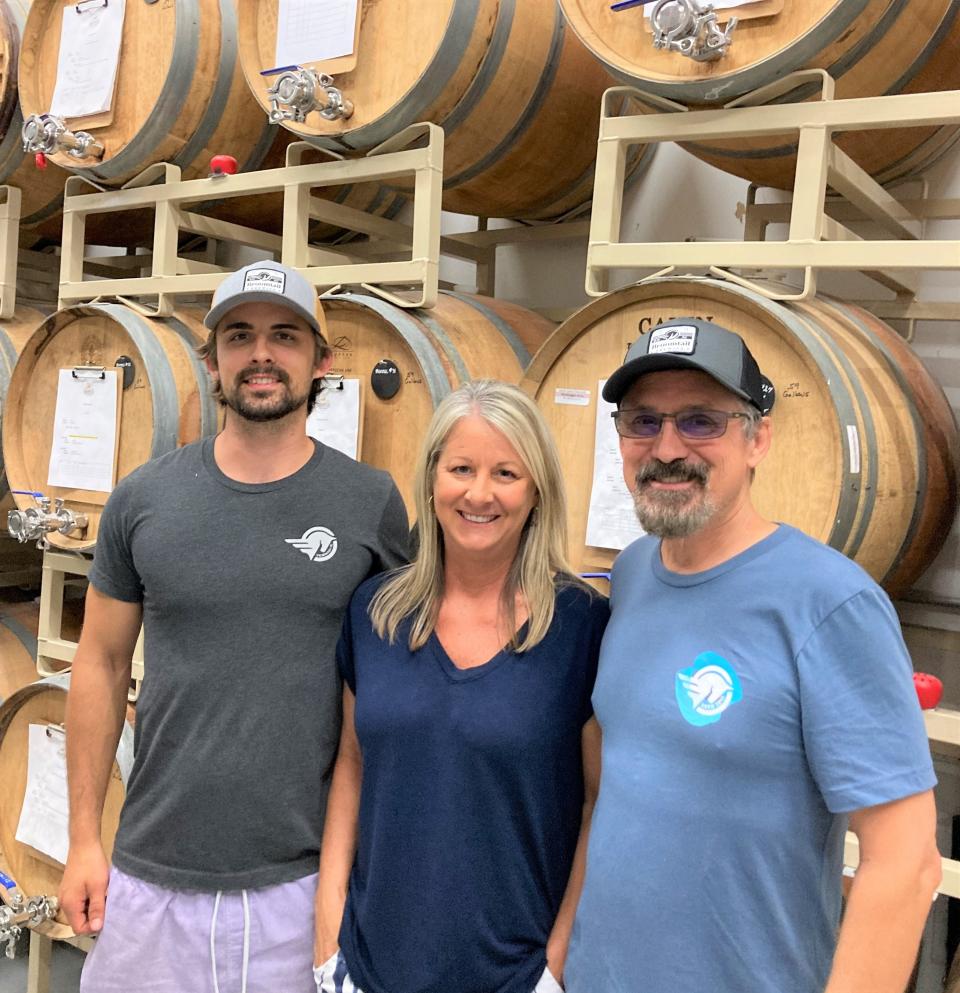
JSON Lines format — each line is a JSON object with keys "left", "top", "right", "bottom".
{"left": 34, "top": 152, "right": 47, "bottom": 170}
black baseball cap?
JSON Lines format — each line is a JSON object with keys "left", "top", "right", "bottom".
{"left": 602, "top": 318, "right": 775, "bottom": 415}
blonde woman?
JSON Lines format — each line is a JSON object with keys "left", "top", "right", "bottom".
{"left": 314, "top": 380, "right": 608, "bottom": 993}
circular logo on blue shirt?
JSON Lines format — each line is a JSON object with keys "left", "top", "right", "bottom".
{"left": 675, "top": 652, "right": 743, "bottom": 727}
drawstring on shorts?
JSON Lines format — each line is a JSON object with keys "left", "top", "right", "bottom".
{"left": 210, "top": 889, "right": 251, "bottom": 993}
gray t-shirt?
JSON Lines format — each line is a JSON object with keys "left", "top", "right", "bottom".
{"left": 90, "top": 437, "right": 410, "bottom": 891}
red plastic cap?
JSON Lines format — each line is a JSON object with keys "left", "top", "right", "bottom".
{"left": 34, "top": 152, "right": 47, "bottom": 170}
{"left": 209, "top": 154, "right": 238, "bottom": 176}
{"left": 913, "top": 672, "right": 943, "bottom": 710}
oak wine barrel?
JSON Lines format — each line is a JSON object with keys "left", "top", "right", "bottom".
{"left": 238, "top": 0, "right": 653, "bottom": 220}
{"left": 0, "top": 0, "right": 72, "bottom": 241}
{"left": 17, "top": 0, "right": 402, "bottom": 245}
{"left": 0, "top": 675, "right": 133, "bottom": 940}
{"left": 322, "top": 290, "right": 554, "bottom": 510}
{"left": 520, "top": 277, "right": 958, "bottom": 595}
{"left": 559, "top": 0, "right": 960, "bottom": 189}
{"left": 2, "top": 303, "right": 217, "bottom": 551}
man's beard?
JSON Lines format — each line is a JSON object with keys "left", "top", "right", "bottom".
{"left": 222, "top": 365, "right": 310, "bottom": 422}
{"left": 632, "top": 458, "right": 716, "bottom": 538}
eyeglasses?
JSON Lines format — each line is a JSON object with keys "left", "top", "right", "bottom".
{"left": 611, "top": 408, "right": 752, "bottom": 440}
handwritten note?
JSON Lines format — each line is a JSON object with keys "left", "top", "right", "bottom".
{"left": 50, "top": 0, "right": 126, "bottom": 119}
{"left": 585, "top": 380, "right": 645, "bottom": 552}
{"left": 15, "top": 725, "right": 70, "bottom": 867}
{"left": 306, "top": 378, "right": 361, "bottom": 460}
{"left": 47, "top": 370, "right": 120, "bottom": 493}
{"left": 275, "top": 0, "right": 359, "bottom": 67}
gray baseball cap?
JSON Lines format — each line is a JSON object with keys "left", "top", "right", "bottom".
{"left": 204, "top": 260, "right": 324, "bottom": 336}
{"left": 602, "top": 318, "right": 775, "bottom": 415}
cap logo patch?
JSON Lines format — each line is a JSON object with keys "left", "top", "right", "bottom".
{"left": 242, "top": 269, "right": 286, "bottom": 295}
{"left": 647, "top": 325, "right": 697, "bottom": 355}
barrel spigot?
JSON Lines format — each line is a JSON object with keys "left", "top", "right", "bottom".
{"left": 22, "top": 114, "right": 105, "bottom": 161}
{"left": 0, "top": 893, "right": 58, "bottom": 957}
{"left": 266, "top": 68, "right": 354, "bottom": 124}
{"left": 650, "top": 0, "right": 736, "bottom": 62}
{"left": 8, "top": 491, "right": 89, "bottom": 548}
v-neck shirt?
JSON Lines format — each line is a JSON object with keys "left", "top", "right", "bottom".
{"left": 336, "top": 575, "right": 609, "bottom": 993}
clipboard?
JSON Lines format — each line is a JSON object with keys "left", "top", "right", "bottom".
{"left": 46, "top": 366, "right": 123, "bottom": 501}
{"left": 264, "top": 0, "right": 362, "bottom": 78}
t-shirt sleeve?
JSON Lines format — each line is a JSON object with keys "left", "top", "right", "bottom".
{"left": 88, "top": 483, "right": 144, "bottom": 603}
{"left": 796, "top": 587, "right": 936, "bottom": 814}
{"left": 371, "top": 482, "right": 411, "bottom": 576}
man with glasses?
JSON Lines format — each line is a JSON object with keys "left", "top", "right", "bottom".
{"left": 565, "top": 319, "right": 939, "bottom": 993}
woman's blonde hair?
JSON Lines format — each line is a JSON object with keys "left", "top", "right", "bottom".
{"left": 369, "top": 379, "right": 583, "bottom": 653}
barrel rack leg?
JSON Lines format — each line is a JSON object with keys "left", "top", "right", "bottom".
{"left": 26, "top": 931, "right": 51, "bottom": 993}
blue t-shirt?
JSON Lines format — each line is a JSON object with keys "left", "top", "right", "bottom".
{"left": 337, "top": 577, "right": 609, "bottom": 993}
{"left": 566, "top": 525, "right": 935, "bottom": 993}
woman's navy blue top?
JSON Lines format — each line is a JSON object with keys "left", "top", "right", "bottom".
{"left": 336, "top": 576, "right": 609, "bottom": 993}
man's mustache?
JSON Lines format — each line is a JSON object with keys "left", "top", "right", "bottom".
{"left": 636, "top": 459, "right": 709, "bottom": 487}
{"left": 236, "top": 365, "right": 290, "bottom": 386}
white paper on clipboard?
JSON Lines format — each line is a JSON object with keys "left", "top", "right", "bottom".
{"left": 47, "top": 369, "right": 120, "bottom": 494}
{"left": 15, "top": 725, "right": 71, "bottom": 867}
{"left": 275, "top": 0, "right": 359, "bottom": 67}
{"left": 306, "top": 379, "right": 361, "bottom": 460}
{"left": 585, "top": 380, "right": 645, "bottom": 552}
{"left": 49, "top": 0, "right": 126, "bottom": 119}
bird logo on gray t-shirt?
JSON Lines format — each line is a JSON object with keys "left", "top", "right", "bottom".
{"left": 285, "top": 526, "right": 339, "bottom": 562}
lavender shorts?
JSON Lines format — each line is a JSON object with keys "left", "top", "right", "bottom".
{"left": 80, "top": 865, "right": 317, "bottom": 993}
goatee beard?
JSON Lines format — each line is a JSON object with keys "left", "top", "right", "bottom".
{"left": 632, "top": 459, "right": 716, "bottom": 539}
{"left": 223, "top": 365, "right": 310, "bottom": 423}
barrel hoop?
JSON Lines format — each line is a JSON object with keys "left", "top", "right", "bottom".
{"left": 678, "top": 138, "right": 798, "bottom": 162}
{"left": 415, "top": 310, "right": 471, "bottom": 383}
{"left": 20, "top": 188, "right": 65, "bottom": 228}
{"left": 828, "top": 300, "right": 927, "bottom": 584}
{"left": 443, "top": 9, "right": 565, "bottom": 191}
{"left": 0, "top": 326, "right": 17, "bottom": 480}
{"left": 166, "top": 316, "right": 218, "bottom": 439}
{"left": 0, "top": 10, "right": 20, "bottom": 139}
{"left": 438, "top": 0, "right": 514, "bottom": 137}
{"left": 0, "top": 106, "right": 24, "bottom": 184}
{"left": 792, "top": 310, "right": 878, "bottom": 561}
{"left": 656, "top": 276, "right": 863, "bottom": 550}
{"left": 171, "top": 0, "right": 239, "bottom": 173}
{"left": 600, "top": 0, "right": 871, "bottom": 103}
{"left": 886, "top": 0, "right": 960, "bottom": 94}
{"left": 323, "top": 293, "right": 451, "bottom": 406}
{"left": 752, "top": 0, "right": 946, "bottom": 109}
{"left": 84, "top": 0, "right": 201, "bottom": 183}
{"left": 94, "top": 304, "right": 181, "bottom": 459}
{"left": 0, "top": 675, "right": 135, "bottom": 786}
{"left": 0, "top": 615, "right": 37, "bottom": 661}
{"left": 309, "top": 0, "right": 480, "bottom": 152}
{"left": 441, "top": 291, "right": 530, "bottom": 367}
{"left": 876, "top": 124, "right": 960, "bottom": 182}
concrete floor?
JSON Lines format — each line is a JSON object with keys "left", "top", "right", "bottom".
{"left": 0, "top": 941, "right": 85, "bottom": 993}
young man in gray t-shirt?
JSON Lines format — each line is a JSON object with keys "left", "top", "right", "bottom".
{"left": 61, "top": 260, "right": 410, "bottom": 993}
